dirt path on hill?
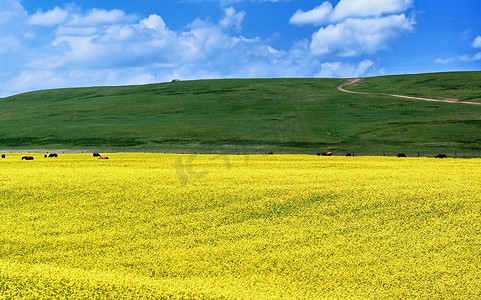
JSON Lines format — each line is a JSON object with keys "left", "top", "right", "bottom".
{"left": 337, "top": 79, "right": 481, "bottom": 105}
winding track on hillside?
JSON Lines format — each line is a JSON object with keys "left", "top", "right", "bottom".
{"left": 337, "top": 78, "right": 481, "bottom": 105}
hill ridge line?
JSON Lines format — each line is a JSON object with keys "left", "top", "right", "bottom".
{"left": 337, "top": 78, "right": 481, "bottom": 105}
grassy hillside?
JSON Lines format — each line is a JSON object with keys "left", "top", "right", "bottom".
{"left": 344, "top": 72, "right": 481, "bottom": 102}
{"left": 1, "top": 72, "right": 481, "bottom": 155}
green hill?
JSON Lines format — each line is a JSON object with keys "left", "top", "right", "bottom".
{"left": 343, "top": 72, "right": 481, "bottom": 102}
{"left": 1, "top": 72, "right": 481, "bottom": 155}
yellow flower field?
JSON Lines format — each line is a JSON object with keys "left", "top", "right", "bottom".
{"left": 0, "top": 153, "right": 480, "bottom": 299}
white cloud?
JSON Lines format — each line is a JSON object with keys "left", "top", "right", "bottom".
{"left": 99, "top": 24, "right": 136, "bottom": 42}
{"left": 290, "top": 2, "right": 333, "bottom": 26}
{"left": 459, "top": 53, "right": 481, "bottom": 62}
{"left": 311, "top": 14, "right": 415, "bottom": 57}
{"left": 267, "top": 45, "right": 279, "bottom": 55}
{"left": 219, "top": 7, "right": 245, "bottom": 31}
{"left": 29, "top": 7, "right": 69, "bottom": 25}
{"left": 472, "top": 36, "right": 481, "bottom": 49}
{"left": 330, "top": 0, "right": 414, "bottom": 22}
{"left": 290, "top": 0, "right": 414, "bottom": 26}
{"left": 69, "top": 8, "right": 133, "bottom": 26}
{"left": 289, "top": 0, "right": 415, "bottom": 58}
{"left": 140, "top": 14, "right": 168, "bottom": 33}
{"left": 26, "top": 12, "right": 174, "bottom": 72}
{"left": 314, "top": 59, "right": 375, "bottom": 78}
{"left": 434, "top": 57, "right": 455, "bottom": 65}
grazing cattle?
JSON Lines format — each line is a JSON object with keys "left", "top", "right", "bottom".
{"left": 48, "top": 153, "right": 58, "bottom": 158}
{"left": 321, "top": 152, "right": 327, "bottom": 156}
{"left": 98, "top": 157, "right": 109, "bottom": 160}
{"left": 1, "top": 154, "right": 5, "bottom": 158}
{"left": 435, "top": 154, "right": 447, "bottom": 158}
{"left": 316, "top": 153, "right": 321, "bottom": 156}
{"left": 397, "top": 153, "right": 407, "bottom": 157}
{"left": 93, "top": 153, "right": 101, "bottom": 157}
{"left": 22, "top": 156, "right": 34, "bottom": 160}
{"left": 267, "top": 151, "right": 273, "bottom": 155}
{"left": 326, "top": 152, "right": 333, "bottom": 156}
{"left": 345, "top": 152, "right": 352, "bottom": 157}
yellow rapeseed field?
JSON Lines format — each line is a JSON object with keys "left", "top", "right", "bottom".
{"left": 0, "top": 153, "right": 480, "bottom": 299}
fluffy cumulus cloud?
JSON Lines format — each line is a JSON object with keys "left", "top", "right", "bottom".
{"left": 311, "top": 14, "right": 415, "bottom": 57}
{"left": 290, "top": 0, "right": 415, "bottom": 58}
{"left": 28, "top": 7, "right": 69, "bottom": 25}
{"left": 219, "top": 7, "right": 246, "bottom": 31}
{"left": 329, "top": 0, "right": 413, "bottom": 22}
{"left": 140, "top": 14, "right": 168, "bottom": 32}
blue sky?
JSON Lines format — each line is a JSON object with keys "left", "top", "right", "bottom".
{"left": 0, "top": 0, "right": 480, "bottom": 97}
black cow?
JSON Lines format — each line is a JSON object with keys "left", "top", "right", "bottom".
{"left": 93, "top": 153, "right": 101, "bottom": 157}
{"left": 48, "top": 153, "right": 58, "bottom": 158}
{"left": 1, "top": 154, "right": 5, "bottom": 158}
{"left": 345, "top": 153, "right": 352, "bottom": 157}
{"left": 435, "top": 154, "right": 447, "bottom": 158}
{"left": 22, "top": 156, "right": 34, "bottom": 160}
{"left": 397, "top": 153, "right": 407, "bottom": 157}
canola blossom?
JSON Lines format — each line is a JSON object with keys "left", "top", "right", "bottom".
{"left": 0, "top": 153, "right": 480, "bottom": 299}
